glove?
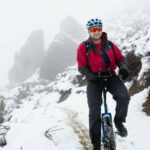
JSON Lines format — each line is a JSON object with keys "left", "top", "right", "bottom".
{"left": 88, "top": 74, "right": 98, "bottom": 80}
{"left": 119, "top": 69, "right": 129, "bottom": 80}
{"left": 78, "top": 66, "right": 98, "bottom": 81}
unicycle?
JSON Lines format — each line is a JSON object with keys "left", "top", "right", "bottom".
{"left": 101, "top": 77, "right": 116, "bottom": 150}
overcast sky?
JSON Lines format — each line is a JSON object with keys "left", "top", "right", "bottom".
{"left": 0, "top": 0, "right": 149, "bottom": 87}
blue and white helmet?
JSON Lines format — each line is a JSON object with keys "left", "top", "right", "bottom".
{"left": 86, "top": 18, "right": 102, "bottom": 29}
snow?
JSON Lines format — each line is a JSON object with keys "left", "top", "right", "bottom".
{"left": 1, "top": 91, "right": 81, "bottom": 150}
{"left": 137, "top": 56, "right": 150, "bottom": 81}
{"left": 1, "top": 69, "right": 150, "bottom": 150}
{"left": 24, "top": 68, "right": 40, "bottom": 83}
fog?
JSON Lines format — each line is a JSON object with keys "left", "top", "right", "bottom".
{"left": 0, "top": 0, "right": 150, "bottom": 86}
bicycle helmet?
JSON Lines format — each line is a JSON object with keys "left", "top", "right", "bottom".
{"left": 86, "top": 18, "right": 102, "bottom": 29}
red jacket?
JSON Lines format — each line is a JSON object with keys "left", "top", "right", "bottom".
{"left": 77, "top": 32, "right": 126, "bottom": 79}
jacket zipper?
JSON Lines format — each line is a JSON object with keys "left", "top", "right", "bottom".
{"left": 94, "top": 45, "right": 106, "bottom": 72}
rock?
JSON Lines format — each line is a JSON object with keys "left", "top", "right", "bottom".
{"left": 9, "top": 30, "right": 44, "bottom": 84}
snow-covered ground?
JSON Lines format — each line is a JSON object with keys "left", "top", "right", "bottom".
{"left": 0, "top": 64, "right": 150, "bottom": 150}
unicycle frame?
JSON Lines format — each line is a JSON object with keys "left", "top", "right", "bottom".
{"left": 100, "top": 78, "right": 116, "bottom": 150}
{"left": 101, "top": 87, "right": 113, "bottom": 142}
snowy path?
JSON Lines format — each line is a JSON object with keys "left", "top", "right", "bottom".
{"left": 62, "top": 108, "right": 92, "bottom": 150}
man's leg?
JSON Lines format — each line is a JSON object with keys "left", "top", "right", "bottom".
{"left": 87, "top": 80, "right": 103, "bottom": 148}
{"left": 107, "top": 75, "right": 130, "bottom": 136}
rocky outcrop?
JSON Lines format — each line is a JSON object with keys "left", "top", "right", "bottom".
{"left": 39, "top": 33, "right": 78, "bottom": 80}
{"left": 126, "top": 51, "right": 142, "bottom": 82}
{"left": 142, "top": 89, "right": 150, "bottom": 115}
{"left": 9, "top": 30, "right": 44, "bottom": 84}
{"left": 39, "top": 16, "right": 86, "bottom": 81}
{"left": 9, "top": 16, "right": 86, "bottom": 83}
{"left": 58, "top": 89, "right": 72, "bottom": 103}
{"left": 59, "top": 16, "right": 86, "bottom": 41}
{"left": 124, "top": 52, "right": 150, "bottom": 96}
{"left": 0, "top": 96, "right": 5, "bottom": 123}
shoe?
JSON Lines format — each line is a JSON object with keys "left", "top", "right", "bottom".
{"left": 93, "top": 142, "right": 101, "bottom": 150}
{"left": 115, "top": 122, "right": 128, "bottom": 137}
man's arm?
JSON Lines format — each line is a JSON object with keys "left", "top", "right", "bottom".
{"left": 112, "top": 43, "right": 129, "bottom": 80}
{"left": 76, "top": 44, "right": 98, "bottom": 80}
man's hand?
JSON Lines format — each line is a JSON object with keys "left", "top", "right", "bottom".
{"left": 78, "top": 66, "right": 98, "bottom": 81}
{"left": 88, "top": 74, "right": 98, "bottom": 80}
{"left": 119, "top": 69, "right": 129, "bottom": 80}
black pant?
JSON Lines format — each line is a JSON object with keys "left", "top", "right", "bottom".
{"left": 86, "top": 75, "right": 130, "bottom": 145}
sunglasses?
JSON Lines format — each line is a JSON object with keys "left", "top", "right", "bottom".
{"left": 89, "top": 27, "right": 102, "bottom": 32}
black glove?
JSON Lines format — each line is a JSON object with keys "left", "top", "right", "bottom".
{"left": 78, "top": 66, "right": 98, "bottom": 80}
{"left": 119, "top": 69, "right": 129, "bottom": 80}
{"left": 88, "top": 74, "right": 98, "bottom": 80}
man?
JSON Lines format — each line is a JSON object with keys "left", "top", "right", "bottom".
{"left": 76, "top": 18, "right": 130, "bottom": 150}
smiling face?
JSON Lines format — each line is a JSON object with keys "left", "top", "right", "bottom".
{"left": 88, "top": 26, "right": 102, "bottom": 42}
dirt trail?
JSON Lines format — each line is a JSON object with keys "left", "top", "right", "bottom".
{"left": 63, "top": 108, "right": 92, "bottom": 150}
